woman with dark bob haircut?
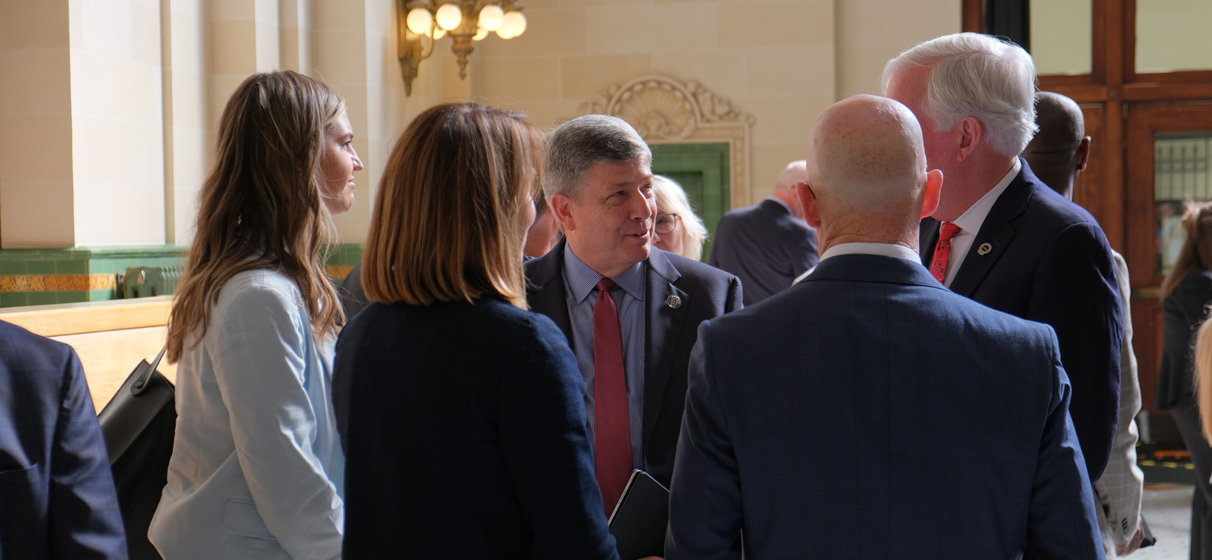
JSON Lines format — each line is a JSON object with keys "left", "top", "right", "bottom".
{"left": 333, "top": 103, "right": 619, "bottom": 559}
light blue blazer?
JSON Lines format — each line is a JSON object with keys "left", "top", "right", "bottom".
{"left": 150, "top": 270, "right": 344, "bottom": 560}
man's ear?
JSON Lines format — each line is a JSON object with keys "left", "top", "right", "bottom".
{"left": 797, "top": 182, "right": 822, "bottom": 228}
{"left": 549, "top": 193, "right": 576, "bottom": 233}
{"left": 1076, "top": 136, "right": 1091, "bottom": 173}
{"left": 955, "top": 117, "right": 983, "bottom": 162}
{"left": 921, "top": 169, "right": 943, "bottom": 219}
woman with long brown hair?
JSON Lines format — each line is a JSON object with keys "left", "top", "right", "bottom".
{"left": 1158, "top": 201, "right": 1212, "bottom": 560}
{"left": 333, "top": 103, "right": 618, "bottom": 559}
{"left": 149, "top": 70, "right": 362, "bottom": 560}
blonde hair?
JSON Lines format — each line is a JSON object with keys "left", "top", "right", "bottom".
{"left": 652, "top": 175, "right": 708, "bottom": 261}
{"left": 1160, "top": 201, "right": 1212, "bottom": 299}
{"left": 362, "top": 103, "right": 541, "bottom": 309}
{"left": 1196, "top": 316, "right": 1212, "bottom": 441}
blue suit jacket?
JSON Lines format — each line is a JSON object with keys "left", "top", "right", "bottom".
{"left": 666, "top": 254, "right": 1104, "bottom": 560}
{"left": 709, "top": 199, "right": 819, "bottom": 305}
{"left": 920, "top": 160, "right": 1123, "bottom": 481}
{"left": 525, "top": 240, "right": 743, "bottom": 487}
{"left": 0, "top": 320, "right": 127, "bottom": 559}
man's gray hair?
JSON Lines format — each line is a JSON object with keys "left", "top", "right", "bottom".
{"left": 543, "top": 114, "right": 652, "bottom": 202}
{"left": 880, "top": 32, "right": 1038, "bottom": 157}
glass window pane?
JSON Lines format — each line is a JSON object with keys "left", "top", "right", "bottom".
{"left": 1030, "top": 0, "right": 1093, "bottom": 76}
{"left": 1155, "top": 133, "right": 1212, "bottom": 275}
{"left": 1137, "top": 0, "right": 1212, "bottom": 73}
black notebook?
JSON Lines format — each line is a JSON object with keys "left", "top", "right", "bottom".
{"left": 607, "top": 470, "right": 670, "bottom": 560}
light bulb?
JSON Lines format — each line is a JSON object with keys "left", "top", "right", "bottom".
{"left": 406, "top": 8, "right": 433, "bottom": 35}
{"left": 435, "top": 3, "right": 463, "bottom": 30}
{"left": 433, "top": 27, "right": 447, "bottom": 39}
{"left": 478, "top": 5, "right": 504, "bottom": 32}
{"left": 496, "top": 11, "right": 526, "bottom": 39}
{"left": 473, "top": 26, "right": 489, "bottom": 41}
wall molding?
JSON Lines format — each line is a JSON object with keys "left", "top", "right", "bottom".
{"left": 579, "top": 75, "right": 755, "bottom": 209}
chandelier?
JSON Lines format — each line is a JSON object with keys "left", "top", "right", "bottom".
{"left": 397, "top": 0, "right": 528, "bottom": 96}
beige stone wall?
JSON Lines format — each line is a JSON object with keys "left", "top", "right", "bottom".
{"left": 0, "top": 0, "right": 960, "bottom": 248}
{"left": 458, "top": 0, "right": 958, "bottom": 204}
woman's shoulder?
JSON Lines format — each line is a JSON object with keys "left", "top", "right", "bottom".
{"left": 211, "top": 270, "right": 305, "bottom": 319}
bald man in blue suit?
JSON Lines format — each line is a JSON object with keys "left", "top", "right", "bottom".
{"left": 0, "top": 320, "right": 127, "bottom": 559}
{"left": 665, "top": 95, "right": 1103, "bottom": 559}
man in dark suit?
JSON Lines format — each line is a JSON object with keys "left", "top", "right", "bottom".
{"left": 1025, "top": 91, "right": 1148, "bottom": 558}
{"left": 527, "top": 114, "right": 742, "bottom": 509}
{"left": 666, "top": 94, "right": 1103, "bottom": 560}
{"left": 709, "top": 160, "right": 818, "bottom": 305}
{"left": 0, "top": 320, "right": 127, "bottom": 559}
{"left": 883, "top": 32, "right": 1123, "bottom": 481}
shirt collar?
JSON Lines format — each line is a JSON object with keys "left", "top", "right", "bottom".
{"left": 952, "top": 158, "right": 1021, "bottom": 234}
{"left": 562, "top": 243, "right": 646, "bottom": 304}
{"left": 820, "top": 242, "right": 921, "bottom": 263}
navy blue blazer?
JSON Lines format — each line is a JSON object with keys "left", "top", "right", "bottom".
{"left": 334, "top": 297, "right": 618, "bottom": 560}
{"left": 666, "top": 254, "right": 1104, "bottom": 560}
{"left": 920, "top": 160, "right": 1123, "bottom": 481}
{"left": 525, "top": 240, "right": 743, "bottom": 487}
{"left": 0, "top": 320, "right": 127, "bottom": 559}
{"left": 709, "top": 199, "right": 819, "bottom": 305}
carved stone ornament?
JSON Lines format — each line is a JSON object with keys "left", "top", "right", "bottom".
{"left": 578, "top": 75, "right": 755, "bottom": 208}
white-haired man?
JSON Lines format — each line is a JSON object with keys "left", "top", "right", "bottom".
{"left": 883, "top": 33, "right": 1123, "bottom": 482}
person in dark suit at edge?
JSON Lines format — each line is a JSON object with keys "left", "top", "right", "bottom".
{"left": 710, "top": 160, "right": 819, "bottom": 305}
{"left": 526, "top": 114, "right": 742, "bottom": 510}
{"left": 0, "top": 320, "right": 127, "bottom": 559}
{"left": 666, "top": 93, "right": 1103, "bottom": 560}
{"left": 884, "top": 32, "right": 1123, "bottom": 481}
{"left": 1024, "top": 90, "right": 1147, "bottom": 558}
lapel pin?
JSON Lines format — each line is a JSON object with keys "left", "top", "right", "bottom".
{"left": 665, "top": 295, "right": 682, "bottom": 309}
{"left": 977, "top": 243, "right": 992, "bottom": 256}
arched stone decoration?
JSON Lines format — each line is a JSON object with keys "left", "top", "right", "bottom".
{"left": 580, "top": 75, "right": 755, "bottom": 209}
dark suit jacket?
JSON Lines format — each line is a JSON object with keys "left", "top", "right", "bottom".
{"left": 1156, "top": 270, "right": 1212, "bottom": 409}
{"left": 709, "top": 199, "right": 819, "bottom": 305}
{"left": 525, "top": 240, "right": 743, "bottom": 486}
{"left": 334, "top": 297, "right": 618, "bottom": 560}
{"left": 920, "top": 160, "right": 1123, "bottom": 481}
{"left": 0, "top": 320, "right": 127, "bottom": 560}
{"left": 666, "top": 254, "right": 1103, "bottom": 560}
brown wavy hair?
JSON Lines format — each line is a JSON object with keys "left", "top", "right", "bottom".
{"left": 1160, "top": 201, "right": 1212, "bottom": 299}
{"left": 166, "top": 70, "right": 345, "bottom": 363}
{"left": 362, "top": 103, "right": 541, "bottom": 309}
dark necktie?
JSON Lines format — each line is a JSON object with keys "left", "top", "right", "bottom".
{"left": 930, "top": 222, "right": 962, "bottom": 284}
{"left": 593, "top": 277, "right": 631, "bottom": 515}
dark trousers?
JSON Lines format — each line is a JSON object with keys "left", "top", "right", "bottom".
{"left": 1172, "top": 399, "right": 1212, "bottom": 560}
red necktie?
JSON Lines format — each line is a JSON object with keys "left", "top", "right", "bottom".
{"left": 593, "top": 278, "right": 632, "bottom": 515}
{"left": 930, "top": 222, "right": 962, "bottom": 284}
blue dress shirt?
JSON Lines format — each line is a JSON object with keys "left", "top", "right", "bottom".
{"left": 561, "top": 243, "right": 646, "bottom": 470}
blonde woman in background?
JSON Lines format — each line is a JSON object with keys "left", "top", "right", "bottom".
{"left": 652, "top": 175, "right": 709, "bottom": 261}
{"left": 1159, "top": 201, "right": 1212, "bottom": 560}
{"left": 151, "top": 70, "right": 361, "bottom": 560}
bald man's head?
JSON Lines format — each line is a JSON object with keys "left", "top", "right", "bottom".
{"left": 772, "top": 160, "right": 808, "bottom": 217}
{"left": 801, "top": 95, "right": 942, "bottom": 250}
{"left": 1023, "top": 92, "right": 1088, "bottom": 199}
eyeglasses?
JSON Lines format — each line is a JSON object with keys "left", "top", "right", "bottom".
{"left": 655, "top": 213, "right": 679, "bottom": 235}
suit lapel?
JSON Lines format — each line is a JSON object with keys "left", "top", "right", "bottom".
{"left": 643, "top": 249, "right": 687, "bottom": 447}
{"left": 525, "top": 239, "right": 574, "bottom": 344}
{"left": 948, "top": 163, "right": 1031, "bottom": 297}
